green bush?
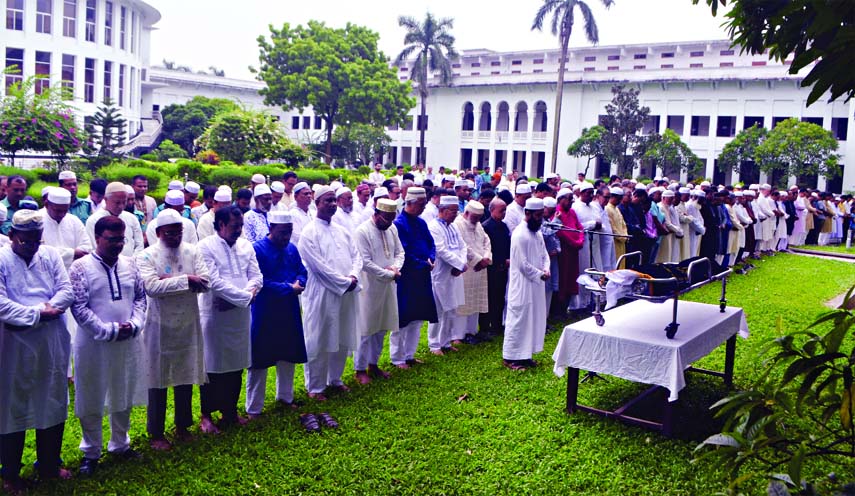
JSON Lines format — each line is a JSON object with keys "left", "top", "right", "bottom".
{"left": 357, "top": 165, "right": 371, "bottom": 175}
{"left": 295, "top": 170, "right": 329, "bottom": 185}
{"left": 244, "top": 165, "right": 288, "bottom": 181}
{"left": 0, "top": 166, "right": 39, "bottom": 185}
{"left": 195, "top": 150, "right": 220, "bottom": 165}
{"left": 140, "top": 153, "right": 159, "bottom": 161}
{"left": 208, "top": 167, "right": 252, "bottom": 190}
{"left": 174, "top": 159, "right": 211, "bottom": 183}
{"left": 97, "top": 164, "right": 166, "bottom": 190}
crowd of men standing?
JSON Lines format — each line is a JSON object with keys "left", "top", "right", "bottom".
{"left": 0, "top": 164, "right": 851, "bottom": 492}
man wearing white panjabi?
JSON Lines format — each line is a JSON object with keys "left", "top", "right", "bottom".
{"left": 0, "top": 210, "right": 75, "bottom": 490}
{"left": 197, "top": 188, "right": 233, "bottom": 241}
{"left": 353, "top": 199, "right": 404, "bottom": 385}
{"left": 332, "top": 187, "right": 361, "bottom": 233}
{"left": 757, "top": 184, "right": 776, "bottom": 252}
{"left": 570, "top": 182, "right": 601, "bottom": 310}
{"left": 242, "top": 184, "right": 273, "bottom": 243}
{"left": 298, "top": 186, "right": 363, "bottom": 401}
{"left": 136, "top": 208, "right": 210, "bottom": 451}
{"left": 594, "top": 187, "right": 616, "bottom": 270}
{"left": 502, "top": 198, "right": 550, "bottom": 371}
{"left": 288, "top": 182, "right": 314, "bottom": 246}
{"left": 86, "top": 182, "right": 144, "bottom": 257}
{"left": 197, "top": 206, "right": 263, "bottom": 433}
{"left": 146, "top": 190, "right": 198, "bottom": 248}
{"left": 503, "top": 182, "right": 532, "bottom": 233}
{"left": 69, "top": 215, "right": 147, "bottom": 476}
{"left": 452, "top": 200, "right": 492, "bottom": 344}
{"left": 269, "top": 181, "right": 289, "bottom": 212}
{"left": 427, "top": 196, "right": 468, "bottom": 355}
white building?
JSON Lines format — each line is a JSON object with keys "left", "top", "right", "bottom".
{"left": 3, "top": 0, "right": 853, "bottom": 191}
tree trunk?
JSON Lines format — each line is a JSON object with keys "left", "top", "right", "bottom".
{"left": 325, "top": 117, "right": 333, "bottom": 164}
{"left": 550, "top": 29, "right": 570, "bottom": 175}
{"left": 419, "top": 90, "right": 427, "bottom": 165}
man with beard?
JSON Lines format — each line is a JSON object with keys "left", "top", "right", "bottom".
{"left": 332, "top": 187, "right": 361, "bottom": 233}
{"left": 480, "top": 198, "right": 510, "bottom": 334}
{"left": 289, "top": 182, "right": 314, "bottom": 246}
{"left": 427, "top": 196, "right": 468, "bottom": 355}
{"left": 86, "top": 183, "right": 145, "bottom": 257}
{"left": 58, "top": 171, "right": 94, "bottom": 225}
{"left": 502, "top": 198, "right": 550, "bottom": 371}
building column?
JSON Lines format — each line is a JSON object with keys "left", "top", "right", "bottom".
{"left": 526, "top": 110, "right": 535, "bottom": 178}
{"left": 488, "top": 108, "right": 499, "bottom": 172}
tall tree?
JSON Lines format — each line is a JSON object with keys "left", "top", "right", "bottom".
{"left": 197, "top": 108, "right": 308, "bottom": 165}
{"left": 88, "top": 98, "right": 126, "bottom": 168}
{"left": 394, "top": 13, "right": 458, "bottom": 167}
{"left": 566, "top": 125, "right": 606, "bottom": 177}
{"left": 256, "top": 21, "right": 414, "bottom": 163}
{"left": 644, "top": 129, "right": 703, "bottom": 176}
{"left": 716, "top": 124, "right": 767, "bottom": 172}
{"left": 160, "top": 96, "right": 239, "bottom": 155}
{"left": 532, "top": 0, "right": 614, "bottom": 174}
{"left": 755, "top": 118, "right": 840, "bottom": 179}
{"left": 332, "top": 123, "right": 391, "bottom": 165}
{"left": 600, "top": 85, "right": 651, "bottom": 177}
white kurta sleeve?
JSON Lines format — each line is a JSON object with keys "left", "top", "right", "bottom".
{"left": 391, "top": 226, "right": 405, "bottom": 271}
{"left": 244, "top": 244, "right": 263, "bottom": 294}
{"left": 200, "top": 242, "right": 254, "bottom": 308}
{"left": 0, "top": 260, "right": 41, "bottom": 327}
{"left": 69, "top": 261, "right": 119, "bottom": 341}
{"left": 130, "top": 215, "right": 145, "bottom": 253}
{"left": 430, "top": 221, "right": 467, "bottom": 271}
{"left": 136, "top": 251, "right": 190, "bottom": 297}
{"left": 47, "top": 250, "right": 74, "bottom": 312}
{"left": 356, "top": 227, "right": 395, "bottom": 281}
{"left": 129, "top": 260, "right": 147, "bottom": 335}
{"left": 299, "top": 228, "right": 355, "bottom": 296}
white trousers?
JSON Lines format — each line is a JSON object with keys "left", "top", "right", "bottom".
{"left": 428, "top": 310, "right": 456, "bottom": 351}
{"left": 818, "top": 232, "right": 830, "bottom": 246}
{"left": 303, "top": 351, "right": 349, "bottom": 394}
{"left": 245, "top": 362, "right": 296, "bottom": 415}
{"left": 79, "top": 408, "right": 132, "bottom": 459}
{"left": 390, "top": 321, "right": 422, "bottom": 365}
{"left": 452, "top": 313, "right": 474, "bottom": 341}
{"left": 354, "top": 332, "right": 387, "bottom": 371}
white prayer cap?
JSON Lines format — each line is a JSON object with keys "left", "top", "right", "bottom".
{"left": 156, "top": 209, "right": 182, "bottom": 228}
{"left": 125, "top": 185, "right": 134, "bottom": 195}
{"left": 760, "top": 183, "right": 772, "bottom": 190}
{"left": 662, "top": 190, "right": 675, "bottom": 198}
{"left": 184, "top": 181, "right": 200, "bottom": 194}
{"left": 679, "top": 187, "right": 691, "bottom": 195}
{"left": 268, "top": 210, "right": 293, "bottom": 224}
{"left": 515, "top": 183, "right": 532, "bottom": 195}
{"left": 634, "top": 183, "right": 648, "bottom": 191}
{"left": 609, "top": 187, "right": 624, "bottom": 196}
{"left": 214, "top": 190, "right": 232, "bottom": 202}
{"left": 270, "top": 181, "right": 285, "bottom": 193}
{"left": 649, "top": 187, "right": 664, "bottom": 194}
{"left": 556, "top": 188, "right": 572, "bottom": 200}
{"left": 560, "top": 181, "right": 571, "bottom": 189}
{"left": 376, "top": 199, "right": 398, "bottom": 213}
{"left": 464, "top": 200, "right": 484, "bottom": 215}
{"left": 251, "top": 174, "right": 266, "bottom": 184}
{"left": 293, "top": 182, "right": 310, "bottom": 194}
{"left": 47, "top": 187, "right": 71, "bottom": 205}
{"left": 40, "top": 186, "right": 52, "bottom": 198}
{"left": 734, "top": 191, "right": 744, "bottom": 197}
{"left": 311, "top": 184, "right": 323, "bottom": 194}
{"left": 168, "top": 180, "right": 184, "bottom": 191}
{"left": 544, "top": 172, "right": 558, "bottom": 180}
{"left": 12, "top": 210, "right": 43, "bottom": 231}
{"left": 662, "top": 176, "right": 670, "bottom": 182}
{"left": 572, "top": 184, "right": 581, "bottom": 192}
{"left": 335, "top": 187, "right": 352, "bottom": 198}
{"left": 578, "top": 182, "right": 594, "bottom": 192}
{"left": 329, "top": 181, "right": 343, "bottom": 191}
{"left": 405, "top": 187, "right": 426, "bottom": 201}
{"left": 788, "top": 185, "right": 799, "bottom": 191}
{"left": 443, "top": 175, "right": 456, "bottom": 183}
{"left": 105, "top": 182, "right": 127, "bottom": 196}
{"left": 524, "top": 198, "right": 544, "bottom": 211}
{"left": 700, "top": 181, "right": 711, "bottom": 187}
{"left": 58, "top": 170, "right": 76, "bottom": 181}
{"left": 165, "top": 190, "right": 185, "bottom": 206}
{"left": 454, "top": 179, "right": 468, "bottom": 188}
{"left": 694, "top": 190, "right": 707, "bottom": 198}
{"left": 218, "top": 185, "right": 232, "bottom": 193}
{"left": 467, "top": 180, "right": 475, "bottom": 189}
{"left": 653, "top": 176, "right": 662, "bottom": 181}
{"left": 0, "top": 203, "right": 6, "bottom": 222}
{"left": 668, "top": 183, "right": 680, "bottom": 191}
{"left": 439, "top": 196, "right": 458, "bottom": 207}
{"left": 314, "top": 185, "right": 334, "bottom": 201}
{"left": 543, "top": 197, "right": 557, "bottom": 209}
{"left": 811, "top": 192, "right": 819, "bottom": 198}
{"left": 744, "top": 190, "right": 756, "bottom": 197}
{"left": 373, "top": 187, "right": 389, "bottom": 199}
{"left": 254, "top": 184, "right": 272, "bottom": 197}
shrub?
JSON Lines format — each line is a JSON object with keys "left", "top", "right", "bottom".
{"left": 195, "top": 150, "right": 220, "bottom": 165}
{"left": 140, "top": 152, "right": 159, "bottom": 161}
{"left": 174, "top": 159, "right": 210, "bottom": 183}
{"left": 383, "top": 162, "right": 396, "bottom": 170}
{"left": 0, "top": 166, "right": 39, "bottom": 185}
{"left": 357, "top": 165, "right": 371, "bottom": 175}
{"left": 295, "top": 170, "right": 329, "bottom": 185}
{"left": 208, "top": 167, "right": 252, "bottom": 190}
{"left": 97, "top": 164, "right": 166, "bottom": 190}
{"left": 154, "top": 139, "right": 189, "bottom": 161}
{"left": 245, "top": 164, "right": 289, "bottom": 180}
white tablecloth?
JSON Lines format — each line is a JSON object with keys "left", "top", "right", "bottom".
{"left": 552, "top": 300, "right": 749, "bottom": 401}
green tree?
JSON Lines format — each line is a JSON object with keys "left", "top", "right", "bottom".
{"left": 600, "top": 85, "right": 651, "bottom": 176}
{"left": 332, "top": 123, "right": 391, "bottom": 164}
{"left": 644, "top": 128, "right": 703, "bottom": 176}
{"left": 160, "top": 96, "right": 240, "bottom": 155}
{"left": 533, "top": 0, "right": 614, "bottom": 174}
{"left": 567, "top": 125, "right": 606, "bottom": 177}
{"left": 87, "top": 99, "right": 126, "bottom": 168}
{"left": 153, "top": 139, "right": 188, "bottom": 161}
{"left": 394, "top": 12, "right": 458, "bottom": 166}
{"left": 755, "top": 118, "right": 840, "bottom": 179}
{"left": 256, "top": 21, "right": 415, "bottom": 163}
{"left": 694, "top": 0, "right": 855, "bottom": 105}
{"left": 717, "top": 124, "right": 767, "bottom": 172}
{"left": 0, "top": 76, "right": 87, "bottom": 166}
{"left": 198, "top": 108, "right": 308, "bottom": 165}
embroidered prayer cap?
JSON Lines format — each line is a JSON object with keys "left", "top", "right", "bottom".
{"left": 543, "top": 197, "right": 557, "bottom": 209}
{"left": 700, "top": 181, "right": 712, "bottom": 187}
{"left": 11, "top": 209, "right": 43, "bottom": 231}
{"left": 270, "top": 181, "right": 285, "bottom": 193}
{"left": 610, "top": 187, "right": 625, "bottom": 196}
{"left": 747, "top": 184, "right": 759, "bottom": 191}
{"left": 47, "top": 187, "right": 71, "bottom": 205}
{"left": 662, "top": 190, "right": 675, "bottom": 198}
{"left": 744, "top": 190, "right": 756, "bottom": 197}
{"left": 218, "top": 185, "right": 233, "bottom": 193}
{"left": 168, "top": 180, "right": 184, "bottom": 191}
{"left": 335, "top": 187, "right": 352, "bottom": 198}
{"left": 254, "top": 184, "right": 272, "bottom": 197}
{"left": 524, "top": 198, "right": 544, "bottom": 211}
{"left": 454, "top": 179, "right": 468, "bottom": 188}
{"left": 634, "top": 183, "right": 648, "bottom": 191}
{"left": 578, "top": 182, "right": 594, "bottom": 192}
{"left": 184, "top": 181, "right": 200, "bottom": 194}
{"left": 734, "top": 191, "right": 744, "bottom": 197}
{"left": 165, "top": 190, "right": 185, "bottom": 206}
{"left": 293, "top": 182, "right": 309, "bottom": 194}
{"left": 125, "top": 185, "right": 135, "bottom": 195}
{"left": 678, "top": 187, "right": 691, "bottom": 195}
{"left": 251, "top": 174, "right": 266, "bottom": 184}
{"left": 105, "top": 182, "right": 128, "bottom": 197}
{"left": 311, "top": 184, "right": 323, "bottom": 194}
{"left": 40, "top": 186, "right": 52, "bottom": 198}
{"left": 156, "top": 209, "right": 183, "bottom": 228}
{"left": 544, "top": 172, "right": 558, "bottom": 180}
{"left": 694, "top": 190, "right": 707, "bottom": 198}
{"left": 329, "top": 181, "right": 343, "bottom": 191}
{"left": 443, "top": 175, "right": 456, "bottom": 183}
{"left": 314, "top": 185, "right": 334, "bottom": 201}
{"left": 439, "top": 196, "right": 458, "bottom": 207}
{"left": 373, "top": 187, "right": 389, "bottom": 199}
{"left": 268, "top": 210, "right": 293, "bottom": 224}
{"left": 788, "top": 185, "right": 799, "bottom": 191}
{"left": 556, "top": 188, "right": 572, "bottom": 200}
{"left": 515, "top": 183, "right": 532, "bottom": 195}
{"left": 376, "top": 199, "right": 398, "bottom": 213}
{"left": 464, "top": 200, "right": 484, "bottom": 215}
{"left": 760, "top": 183, "right": 772, "bottom": 190}
{"left": 405, "top": 187, "right": 426, "bottom": 201}
{"left": 58, "top": 170, "right": 76, "bottom": 181}
{"left": 214, "top": 190, "right": 231, "bottom": 202}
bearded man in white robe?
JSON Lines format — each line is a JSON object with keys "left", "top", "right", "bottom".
{"left": 427, "top": 196, "right": 468, "bottom": 355}
{"left": 570, "top": 182, "right": 601, "bottom": 310}
{"left": 452, "top": 200, "right": 491, "bottom": 344}
{"left": 502, "top": 198, "right": 550, "bottom": 370}
{"left": 288, "top": 182, "right": 314, "bottom": 246}
{"left": 197, "top": 188, "right": 232, "bottom": 241}
{"left": 146, "top": 190, "right": 198, "bottom": 248}
{"left": 298, "top": 186, "right": 362, "bottom": 401}
{"left": 70, "top": 215, "right": 147, "bottom": 476}
{"left": 353, "top": 199, "right": 404, "bottom": 385}
{"left": 332, "top": 187, "right": 361, "bottom": 233}
{"left": 85, "top": 182, "right": 144, "bottom": 257}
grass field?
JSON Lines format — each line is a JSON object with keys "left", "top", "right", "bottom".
{"left": 793, "top": 244, "right": 855, "bottom": 255}
{"left": 18, "top": 253, "right": 855, "bottom": 495}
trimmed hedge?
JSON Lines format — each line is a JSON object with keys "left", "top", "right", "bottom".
{"left": 98, "top": 164, "right": 167, "bottom": 191}
{"left": 208, "top": 167, "right": 253, "bottom": 190}
{"left": 0, "top": 166, "right": 39, "bottom": 185}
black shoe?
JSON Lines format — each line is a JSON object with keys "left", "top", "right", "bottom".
{"left": 112, "top": 448, "right": 142, "bottom": 461}
{"left": 79, "top": 457, "right": 99, "bottom": 476}
{"left": 462, "top": 334, "right": 480, "bottom": 345}
{"left": 476, "top": 332, "right": 493, "bottom": 342}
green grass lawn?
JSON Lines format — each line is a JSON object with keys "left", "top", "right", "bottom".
{"left": 20, "top": 254, "right": 855, "bottom": 495}
{"left": 793, "top": 244, "right": 855, "bottom": 255}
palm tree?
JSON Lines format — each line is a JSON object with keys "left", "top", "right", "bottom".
{"left": 394, "top": 13, "right": 458, "bottom": 166}
{"left": 532, "top": 0, "right": 614, "bottom": 174}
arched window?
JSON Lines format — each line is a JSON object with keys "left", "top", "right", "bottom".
{"left": 478, "top": 102, "right": 492, "bottom": 131}
{"left": 461, "top": 102, "right": 475, "bottom": 131}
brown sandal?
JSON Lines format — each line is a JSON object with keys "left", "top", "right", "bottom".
{"left": 299, "top": 413, "right": 321, "bottom": 433}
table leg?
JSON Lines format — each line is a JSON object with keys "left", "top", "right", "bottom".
{"left": 662, "top": 399, "right": 674, "bottom": 437}
{"left": 566, "top": 367, "right": 580, "bottom": 414}
{"left": 724, "top": 334, "right": 736, "bottom": 388}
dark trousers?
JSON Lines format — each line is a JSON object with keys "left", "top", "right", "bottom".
{"left": 0, "top": 422, "right": 64, "bottom": 481}
{"left": 147, "top": 385, "right": 193, "bottom": 438}
{"left": 485, "top": 268, "right": 508, "bottom": 332}
{"left": 200, "top": 370, "right": 243, "bottom": 421}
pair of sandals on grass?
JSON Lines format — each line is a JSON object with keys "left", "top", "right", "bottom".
{"left": 299, "top": 412, "right": 339, "bottom": 433}
{"left": 502, "top": 359, "right": 539, "bottom": 371}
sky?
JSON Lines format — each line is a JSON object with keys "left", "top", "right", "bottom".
{"left": 146, "top": 0, "right": 729, "bottom": 81}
